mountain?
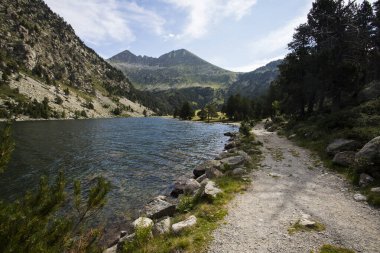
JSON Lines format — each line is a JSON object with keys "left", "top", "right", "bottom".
{"left": 0, "top": 0, "right": 153, "bottom": 119}
{"left": 108, "top": 49, "right": 238, "bottom": 90}
{"left": 227, "top": 60, "right": 282, "bottom": 99}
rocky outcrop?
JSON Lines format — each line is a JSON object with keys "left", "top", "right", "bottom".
{"left": 326, "top": 139, "right": 360, "bottom": 156}
{"left": 193, "top": 160, "right": 221, "bottom": 178}
{"left": 332, "top": 151, "right": 356, "bottom": 167}
{"left": 172, "top": 215, "right": 197, "bottom": 234}
{"left": 142, "top": 196, "right": 176, "bottom": 219}
{"left": 355, "top": 136, "right": 380, "bottom": 178}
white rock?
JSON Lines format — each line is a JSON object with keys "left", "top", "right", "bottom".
{"left": 370, "top": 187, "right": 380, "bottom": 193}
{"left": 204, "top": 180, "right": 222, "bottom": 198}
{"left": 132, "top": 217, "right": 153, "bottom": 229}
{"left": 153, "top": 217, "right": 171, "bottom": 235}
{"left": 299, "top": 218, "right": 316, "bottom": 227}
{"left": 172, "top": 215, "right": 197, "bottom": 234}
{"left": 353, "top": 193, "right": 367, "bottom": 202}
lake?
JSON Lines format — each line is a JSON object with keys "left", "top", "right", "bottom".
{"left": 0, "top": 117, "right": 236, "bottom": 238}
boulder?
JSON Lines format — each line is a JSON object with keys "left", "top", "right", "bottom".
{"left": 172, "top": 215, "right": 197, "bottom": 234}
{"left": 225, "top": 142, "right": 237, "bottom": 150}
{"left": 193, "top": 160, "right": 221, "bottom": 178}
{"left": 204, "top": 180, "right": 222, "bottom": 198}
{"left": 353, "top": 193, "right": 367, "bottom": 202}
{"left": 195, "top": 174, "right": 207, "bottom": 183}
{"left": 332, "top": 151, "right": 356, "bottom": 167}
{"left": 153, "top": 217, "right": 171, "bottom": 235}
{"left": 236, "top": 150, "right": 252, "bottom": 162}
{"left": 132, "top": 217, "right": 153, "bottom": 229}
{"left": 359, "top": 173, "right": 374, "bottom": 187}
{"left": 205, "top": 166, "right": 223, "bottom": 179}
{"left": 355, "top": 136, "right": 380, "bottom": 178}
{"left": 224, "top": 132, "right": 237, "bottom": 137}
{"left": 231, "top": 167, "right": 246, "bottom": 176}
{"left": 358, "top": 81, "right": 380, "bottom": 103}
{"left": 370, "top": 187, "right": 380, "bottom": 193}
{"left": 170, "top": 176, "right": 189, "bottom": 197}
{"left": 326, "top": 139, "right": 360, "bottom": 155}
{"left": 215, "top": 152, "right": 231, "bottom": 160}
{"left": 142, "top": 196, "right": 176, "bottom": 219}
{"left": 220, "top": 155, "right": 246, "bottom": 168}
{"left": 183, "top": 179, "right": 201, "bottom": 195}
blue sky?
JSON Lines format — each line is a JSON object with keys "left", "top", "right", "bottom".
{"left": 44, "top": 0, "right": 375, "bottom": 72}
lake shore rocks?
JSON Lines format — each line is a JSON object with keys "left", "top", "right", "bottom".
{"left": 142, "top": 196, "right": 176, "bottom": 219}
{"left": 332, "top": 151, "right": 356, "bottom": 167}
{"left": 153, "top": 217, "right": 171, "bottom": 235}
{"left": 172, "top": 215, "right": 197, "bottom": 234}
{"left": 193, "top": 160, "right": 221, "bottom": 178}
{"left": 355, "top": 136, "right": 380, "bottom": 179}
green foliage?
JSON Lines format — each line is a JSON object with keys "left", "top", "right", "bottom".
{"left": 123, "top": 225, "right": 152, "bottom": 253}
{"left": 179, "top": 101, "right": 194, "bottom": 120}
{"left": 239, "top": 121, "right": 252, "bottom": 137}
{"left": 318, "top": 244, "right": 355, "bottom": 253}
{"left": 64, "top": 88, "right": 70, "bottom": 96}
{"left": 80, "top": 110, "right": 88, "bottom": 118}
{"left": 55, "top": 95, "right": 63, "bottom": 105}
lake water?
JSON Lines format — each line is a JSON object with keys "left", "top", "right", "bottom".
{"left": 0, "top": 117, "right": 236, "bottom": 238}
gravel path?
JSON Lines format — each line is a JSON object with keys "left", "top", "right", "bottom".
{"left": 208, "top": 124, "right": 380, "bottom": 253}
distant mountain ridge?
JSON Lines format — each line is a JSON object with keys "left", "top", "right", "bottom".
{"left": 108, "top": 49, "right": 238, "bottom": 90}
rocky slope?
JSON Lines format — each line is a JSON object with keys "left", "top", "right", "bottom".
{"left": 0, "top": 0, "right": 153, "bottom": 119}
{"left": 227, "top": 60, "right": 282, "bottom": 99}
{"left": 108, "top": 49, "right": 238, "bottom": 90}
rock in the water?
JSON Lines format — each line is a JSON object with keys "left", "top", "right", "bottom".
{"left": 355, "top": 136, "right": 380, "bottom": 178}
{"left": 332, "top": 151, "right": 356, "bottom": 167}
{"left": 172, "top": 215, "right": 197, "bottom": 234}
{"left": 220, "top": 155, "right": 245, "bottom": 168}
{"left": 353, "top": 193, "right": 367, "bottom": 202}
{"left": 359, "top": 173, "right": 374, "bottom": 187}
{"left": 153, "top": 217, "right": 171, "bottom": 235}
{"left": 370, "top": 187, "right": 380, "bottom": 192}
{"left": 326, "top": 139, "right": 360, "bottom": 155}
{"left": 142, "top": 197, "right": 176, "bottom": 219}
{"left": 132, "top": 217, "right": 153, "bottom": 229}
{"left": 193, "top": 160, "right": 221, "bottom": 178}
{"left": 231, "top": 167, "right": 246, "bottom": 176}
{"left": 205, "top": 166, "right": 223, "bottom": 179}
{"left": 225, "top": 142, "right": 237, "bottom": 150}
{"left": 224, "top": 132, "right": 237, "bottom": 137}
{"left": 204, "top": 180, "right": 222, "bottom": 198}
{"left": 184, "top": 179, "right": 201, "bottom": 195}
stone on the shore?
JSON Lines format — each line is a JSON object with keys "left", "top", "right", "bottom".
{"left": 359, "top": 173, "right": 374, "bottom": 187}
{"left": 196, "top": 174, "right": 207, "bottom": 183}
{"left": 184, "top": 179, "right": 201, "bottom": 195}
{"left": 355, "top": 136, "right": 380, "bottom": 178}
{"left": 215, "top": 152, "right": 231, "bottom": 160}
{"left": 204, "top": 180, "right": 222, "bottom": 198}
{"left": 220, "top": 155, "right": 245, "bottom": 168}
{"left": 170, "top": 176, "right": 188, "bottom": 197}
{"left": 205, "top": 166, "right": 223, "bottom": 179}
{"left": 332, "top": 151, "right": 356, "bottom": 167}
{"left": 371, "top": 187, "right": 380, "bottom": 192}
{"left": 172, "top": 215, "right": 197, "bottom": 234}
{"left": 353, "top": 193, "right": 367, "bottom": 202}
{"left": 232, "top": 167, "right": 246, "bottom": 176}
{"left": 132, "top": 217, "right": 153, "bottom": 229}
{"left": 153, "top": 217, "right": 171, "bottom": 235}
{"left": 193, "top": 160, "right": 221, "bottom": 178}
{"left": 326, "top": 139, "right": 360, "bottom": 156}
{"left": 142, "top": 196, "right": 176, "bottom": 219}
{"left": 236, "top": 150, "right": 252, "bottom": 162}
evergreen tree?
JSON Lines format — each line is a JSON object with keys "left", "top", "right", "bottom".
{"left": 179, "top": 102, "right": 194, "bottom": 120}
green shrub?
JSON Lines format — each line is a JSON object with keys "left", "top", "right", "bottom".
{"left": 239, "top": 121, "right": 252, "bottom": 137}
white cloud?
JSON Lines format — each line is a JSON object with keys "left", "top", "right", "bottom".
{"left": 163, "top": 0, "right": 257, "bottom": 39}
{"left": 44, "top": 0, "right": 165, "bottom": 45}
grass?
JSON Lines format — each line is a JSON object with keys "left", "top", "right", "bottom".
{"left": 316, "top": 244, "right": 355, "bottom": 253}
{"left": 288, "top": 220, "right": 326, "bottom": 235}
{"left": 119, "top": 135, "right": 261, "bottom": 253}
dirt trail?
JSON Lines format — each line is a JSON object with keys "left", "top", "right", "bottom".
{"left": 208, "top": 124, "right": 380, "bottom": 253}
